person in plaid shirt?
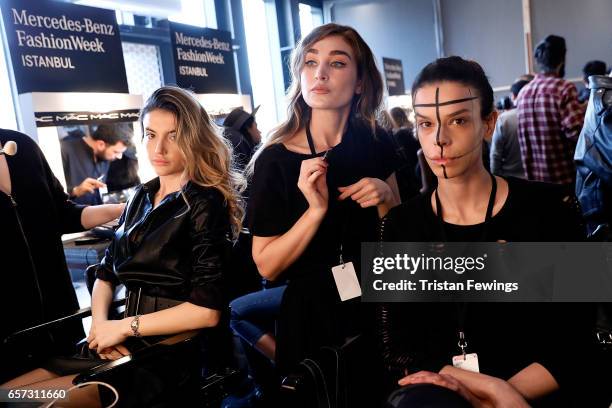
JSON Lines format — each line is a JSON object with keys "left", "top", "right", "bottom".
{"left": 517, "top": 35, "right": 585, "bottom": 186}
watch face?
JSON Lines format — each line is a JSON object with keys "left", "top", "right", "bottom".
{"left": 131, "top": 317, "right": 139, "bottom": 334}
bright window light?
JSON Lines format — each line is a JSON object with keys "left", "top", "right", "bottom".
{"left": 241, "top": 0, "right": 284, "bottom": 136}
{"left": 299, "top": 3, "right": 323, "bottom": 37}
{"left": 169, "top": 0, "right": 207, "bottom": 27}
{"left": 299, "top": 3, "right": 313, "bottom": 37}
{"left": 0, "top": 29, "right": 17, "bottom": 130}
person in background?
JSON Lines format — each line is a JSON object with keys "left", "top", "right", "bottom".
{"left": 490, "top": 78, "right": 531, "bottom": 178}
{"left": 516, "top": 35, "right": 585, "bottom": 187}
{"left": 495, "top": 95, "right": 514, "bottom": 112}
{"left": 377, "top": 109, "right": 395, "bottom": 132}
{"left": 0, "top": 129, "right": 124, "bottom": 383}
{"left": 389, "top": 106, "right": 421, "bottom": 201}
{"left": 105, "top": 123, "right": 141, "bottom": 196}
{"left": 389, "top": 106, "right": 413, "bottom": 133}
{"left": 578, "top": 60, "right": 607, "bottom": 103}
{"left": 574, "top": 72, "right": 612, "bottom": 237}
{"left": 223, "top": 107, "right": 262, "bottom": 172}
{"left": 222, "top": 107, "right": 264, "bottom": 312}
{"left": 61, "top": 124, "right": 130, "bottom": 205}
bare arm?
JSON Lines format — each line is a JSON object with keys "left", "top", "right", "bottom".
{"left": 88, "top": 301, "right": 220, "bottom": 352}
{"left": 435, "top": 365, "right": 531, "bottom": 407}
{"left": 507, "top": 362, "right": 559, "bottom": 400}
{"left": 252, "top": 156, "right": 329, "bottom": 281}
{"left": 91, "top": 279, "right": 115, "bottom": 323}
{"left": 124, "top": 302, "right": 220, "bottom": 336}
{"left": 377, "top": 172, "right": 401, "bottom": 218}
{"left": 80, "top": 203, "right": 125, "bottom": 229}
{"left": 252, "top": 208, "right": 326, "bottom": 281}
{"left": 399, "top": 367, "right": 530, "bottom": 407}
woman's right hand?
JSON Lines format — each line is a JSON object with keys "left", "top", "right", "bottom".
{"left": 297, "top": 157, "right": 329, "bottom": 213}
{"left": 89, "top": 319, "right": 122, "bottom": 360}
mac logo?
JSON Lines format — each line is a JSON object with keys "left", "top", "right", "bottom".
{"left": 35, "top": 109, "right": 140, "bottom": 126}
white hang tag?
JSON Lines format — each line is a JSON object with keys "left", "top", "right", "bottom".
{"left": 331, "top": 262, "right": 362, "bottom": 301}
{"left": 452, "top": 353, "right": 480, "bottom": 373}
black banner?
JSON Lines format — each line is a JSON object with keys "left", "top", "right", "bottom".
{"left": 0, "top": 0, "right": 128, "bottom": 94}
{"left": 169, "top": 21, "right": 237, "bottom": 94}
{"left": 362, "top": 242, "right": 612, "bottom": 302}
{"left": 35, "top": 109, "right": 139, "bottom": 127}
{"left": 382, "top": 57, "right": 405, "bottom": 96}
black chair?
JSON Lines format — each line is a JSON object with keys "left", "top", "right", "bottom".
{"left": 4, "top": 297, "right": 241, "bottom": 407}
{"left": 279, "top": 334, "right": 384, "bottom": 408}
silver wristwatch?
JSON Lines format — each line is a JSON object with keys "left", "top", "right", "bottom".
{"left": 130, "top": 315, "right": 141, "bottom": 337}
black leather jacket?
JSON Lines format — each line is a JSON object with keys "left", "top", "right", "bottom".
{"left": 94, "top": 178, "right": 231, "bottom": 311}
{"left": 575, "top": 75, "right": 612, "bottom": 236}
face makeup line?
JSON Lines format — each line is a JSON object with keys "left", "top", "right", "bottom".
{"left": 414, "top": 88, "right": 479, "bottom": 179}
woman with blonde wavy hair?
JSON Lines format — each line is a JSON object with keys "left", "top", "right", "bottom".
{"left": 229, "top": 23, "right": 401, "bottom": 392}
{"left": 3, "top": 85, "right": 244, "bottom": 407}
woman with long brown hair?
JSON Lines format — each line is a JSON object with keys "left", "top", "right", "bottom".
{"left": 2, "top": 85, "right": 245, "bottom": 406}
{"left": 229, "top": 23, "right": 400, "bottom": 388}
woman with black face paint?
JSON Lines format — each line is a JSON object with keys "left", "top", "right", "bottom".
{"left": 379, "top": 57, "right": 601, "bottom": 408}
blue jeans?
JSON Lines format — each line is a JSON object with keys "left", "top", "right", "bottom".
{"left": 230, "top": 285, "right": 287, "bottom": 347}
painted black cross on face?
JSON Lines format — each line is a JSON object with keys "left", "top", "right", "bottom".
{"left": 413, "top": 82, "right": 491, "bottom": 180}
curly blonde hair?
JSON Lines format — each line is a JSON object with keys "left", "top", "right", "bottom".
{"left": 140, "top": 85, "right": 245, "bottom": 238}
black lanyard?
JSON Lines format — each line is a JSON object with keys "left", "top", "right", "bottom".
{"left": 434, "top": 172, "right": 497, "bottom": 355}
{"left": 305, "top": 118, "right": 320, "bottom": 158}
{"left": 305, "top": 118, "right": 349, "bottom": 266}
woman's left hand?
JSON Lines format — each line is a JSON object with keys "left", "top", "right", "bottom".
{"left": 99, "top": 344, "right": 131, "bottom": 360}
{"left": 338, "top": 177, "right": 393, "bottom": 208}
{"left": 399, "top": 369, "right": 531, "bottom": 408}
{"left": 398, "top": 370, "right": 491, "bottom": 407}
{"left": 87, "top": 318, "right": 130, "bottom": 353}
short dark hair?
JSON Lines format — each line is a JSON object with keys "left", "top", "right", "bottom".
{"left": 411, "top": 56, "right": 494, "bottom": 119}
{"left": 511, "top": 79, "right": 530, "bottom": 97}
{"left": 534, "top": 35, "right": 566, "bottom": 73}
{"left": 389, "top": 107, "right": 410, "bottom": 128}
{"left": 92, "top": 124, "right": 130, "bottom": 145}
{"left": 496, "top": 95, "right": 513, "bottom": 111}
{"left": 582, "top": 60, "right": 607, "bottom": 81}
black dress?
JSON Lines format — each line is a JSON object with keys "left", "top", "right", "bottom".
{"left": 0, "top": 129, "right": 86, "bottom": 382}
{"left": 379, "top": 177, "right": 600, "bottom": 407}
{"left": 248, "top": 119, "right": 399, "bottom": 372}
